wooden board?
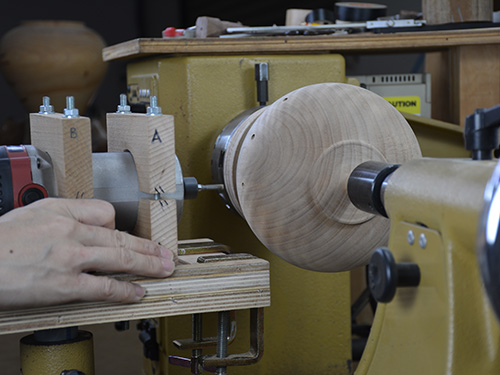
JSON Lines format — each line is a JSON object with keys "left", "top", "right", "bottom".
{"left": 422, "top": 0, "right": 492, "bottom": 24}
{"left": 226, "top": 83, "right": 422, "bottom": 272}
{"left": 107, "top": 113, "right": 177, "bottom": 249}
{"left": 30, "top": 113, "right": 93, "bottom": 199}
{"left": 451, "top": 44, "right": 500, "bottom": 125}
{"left": 102, "top": 28, "right": 500, "bottom": 61}
{"left": 0, "top": 254, "right": 270, "bottom": 335}
{"left": 425, "top": 51, "right": 452, "bottom": 122}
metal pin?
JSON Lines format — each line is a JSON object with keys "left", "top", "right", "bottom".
{"left": 116, "top": 93, "right": 131, "bottom": 114}
{"left": 146, "top": 96, "right": 162, "bottom": 116}
{"left": 198, "top": 184, "right": 225, "bottom": 192}
{"left": 39, "top": 96, "right": 54, "bottom": 114}
{"left": 63, "top": 96, "right": 79, "bottom": 118}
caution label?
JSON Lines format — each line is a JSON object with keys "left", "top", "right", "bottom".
{"left": 384, "top": 96, "right": 421, "bottom": 115}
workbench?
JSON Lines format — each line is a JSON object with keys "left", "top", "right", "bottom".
{"left": 104, "top": 26, "right": 500, "bottom": 126}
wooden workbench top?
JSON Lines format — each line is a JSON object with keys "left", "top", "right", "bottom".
{"left": 103, "top": 27, "right": 500, "bottom": 61}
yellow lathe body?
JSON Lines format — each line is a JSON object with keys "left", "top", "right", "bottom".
{"left": 127, "top": 54, "right": 354, "bottom": 374}
{"left": 117, "top": 47, "right": 491, "bottom": 375}
{"left": 356, "top": 158, "right": 500, "bottom": 374}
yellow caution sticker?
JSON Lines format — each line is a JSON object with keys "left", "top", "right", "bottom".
{"left": 384, "top": 96, "right": 421, "bottom": 115}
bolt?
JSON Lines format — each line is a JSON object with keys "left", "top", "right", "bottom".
{"left": 407, "top": 230, "right": 415, "bottom": 246}
{"left": 419, "top": 233, "right": 427, "bottom": 249}
{"left": 39, "top": 96, "right": 54, "bottom": 114}
{"left": 146, "top": 96, "right": 162, "bottom": 116}
{"left": 116, "top": 93, "right": 131, "bottom": 114}
{"left": 63, "top": 96, "right": 79, "bottom": 118}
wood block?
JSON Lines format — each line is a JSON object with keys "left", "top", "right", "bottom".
{"left": 422, "top": 0, "right": 492, "bottom": 24}
{"left": 0, "top": 254, "right": 270, "bottom": 336}
{"left": 195, "top": 16, "right": 243, "bottom": 38}
{"left": 137, "top": 199, "right": 177, "bottom": 249}
{"left": 426, "top": 51, "right": 452, "bottom": 122}
{"left": 106, "top": 113, "right": 176, "bottom": 194}
{"left": 29, "top": 113, "right": 93, "bottom": 199}
{"left": 450, "top": 44, "right": 500, "bottom": 125}
{"left": 285, "top": 9, "right": 312, "bottom": 26}
{"left": 107, "top": 113, "right": 177, "bottom": 247}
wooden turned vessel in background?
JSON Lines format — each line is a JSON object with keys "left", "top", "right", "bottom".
{"left": 0, "top": 20, "right": 107, "bottom": 115}
{"left": 222, "top": 83, "right": 422, "bottom": 272}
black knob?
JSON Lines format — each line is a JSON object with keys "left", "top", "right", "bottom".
{"left": 114, "top": 320, "right": 130, "bottom": 331}
{"left": 368, "top": 248, "right": 421, "bottom": 303}
{"left": 21, "top": 187, "right": 45, "bottom": 206}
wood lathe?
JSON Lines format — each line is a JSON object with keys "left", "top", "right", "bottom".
{"left": 2, "top": 77, "right": 500, "bottom": 375}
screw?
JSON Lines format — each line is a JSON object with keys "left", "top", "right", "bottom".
{"left": 407, "top": 230, "right": 415, "bottom": 246}
{"left": 116, "top": 93, "right": 131, "bottom": 114}
{"left": 419, "top": 233, "right": 427, "bottom": 249}
{"left": 39, "top": 96, "right": 55, "bottom": 114}
{"left": 63, "top": 96, "right": 79, "bottom": 118}
{"left": 146, "top": 96, "right": 162, "bottom": 116}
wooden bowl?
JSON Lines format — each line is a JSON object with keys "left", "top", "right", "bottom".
{"left": 224, "top": 83, "right": 421, "bottom": 272}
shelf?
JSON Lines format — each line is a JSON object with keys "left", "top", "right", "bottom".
{"left": 103, "top": 27, "right": 500, "bottom": 61}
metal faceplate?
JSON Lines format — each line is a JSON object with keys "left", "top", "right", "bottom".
{"left": 210, "top": 106, "right": 262, "bottom": 213}
{"left": 478, "top": 159, "right": 500, "bottom": 322}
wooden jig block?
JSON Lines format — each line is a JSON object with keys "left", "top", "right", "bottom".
{"left": 106, "top": 109, "right": 177, "bottom": 249}
{"left": 29, "top": 110, "right": 93, "bottom": 199}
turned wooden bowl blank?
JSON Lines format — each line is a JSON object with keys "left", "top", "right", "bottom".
{"left": 224, "top": 83, "right": 421, "bottom": 272}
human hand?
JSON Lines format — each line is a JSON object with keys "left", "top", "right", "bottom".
{"left": 0, "top": 198, "right": 176, "bottom": 309}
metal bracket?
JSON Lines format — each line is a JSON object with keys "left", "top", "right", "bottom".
{"left": 202, "top": 308, "right": 264, "bottom": 368}
{"left": 172, "top": 311, "right": 237, "bottom": 351}
{"left": 178, "top": 241, "right": 231, "bottom": 256}
{"left": 169, "top": 308, "right": 264, "bottom": 373}
{"left": 197, "top": 253, "right": 256, "bottom": 263}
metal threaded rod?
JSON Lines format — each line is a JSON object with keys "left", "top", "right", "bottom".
{"left": 63, "top": 96, "right": 79, "bottom": 118}
{"left": 215, "top": 311, "right": 229, "bottom": 375}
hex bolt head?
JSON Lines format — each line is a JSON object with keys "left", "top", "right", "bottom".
{"left": 39, "top": 96, "right": 55, "bottom": 114}
{"left": 116, "top": 93, "right": 131, "bottom": 114}
{"left": 146, "top": 96, "right": 162, "bottom": 116}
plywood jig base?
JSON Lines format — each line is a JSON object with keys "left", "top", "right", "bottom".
{"left": 0, "top": 246, "right": 270, "bottom": 335}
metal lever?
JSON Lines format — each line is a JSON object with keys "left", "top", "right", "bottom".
{"left": 255, "top": 63, "right": 269, "bottom": 106}
{"left": 464, "top": 103, "right": 500, "bottom": 160}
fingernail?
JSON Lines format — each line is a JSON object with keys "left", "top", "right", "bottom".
{"left": 160, "top": 247, "right": 174, "bottom": 260}
{"left": 162, "top": 258, "right": 175, "bottom": 275}
{"left": 135, "top": 285, "right": 145, "bottom": 300}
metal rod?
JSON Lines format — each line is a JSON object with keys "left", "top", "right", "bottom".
{"left": 198, "top": 184, "right": 225, "bottom": 192}
{"left": 192, "top": 314, "right": 203, "bottom": 374}
{"left": 215, "top": 311, "right": 230, "bottom": 375}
